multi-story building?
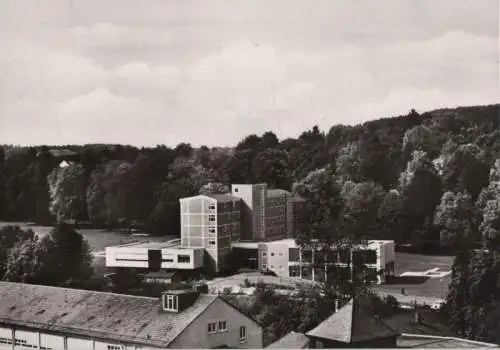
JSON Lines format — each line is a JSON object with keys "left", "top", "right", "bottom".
{"left": 286, "top": 196, "right": 307, "bottom": 238}
{"left": 257, "top": 239, "right": 396, "bottom": 285}
{"left": 179, "top": 194, "right": 242, "bottom": 273}
{"left": 0, "top": 282, "right": 263, "bottom": 349}
{"left": 265, "top": 189, "right": 288, "bottom": 242}
{"left": 231, "top": 184, "right": 268, "bottom": 242}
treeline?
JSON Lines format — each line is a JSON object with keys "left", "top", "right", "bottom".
{"left": 0, "top": 104, "right": 498, "bottom": 248}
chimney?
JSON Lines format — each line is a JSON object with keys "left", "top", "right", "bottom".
{"left": 162, "top": 289, "right": 200, "bottom": 313}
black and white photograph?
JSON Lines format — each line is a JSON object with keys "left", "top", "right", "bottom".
{"left": 0, "top": 0, "right": 499, "bottom": 349}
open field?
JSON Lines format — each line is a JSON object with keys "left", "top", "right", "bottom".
{"left": 375, "top": 252, "right": 454, "bottom": 300}
{"left": 0, "top": 222, "right": 175, "bottom": 253}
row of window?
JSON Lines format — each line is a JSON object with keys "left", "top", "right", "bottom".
{"left": 207, "top": 322, "right": 247, "bottom": 343}
{"left": 0, "top": 335, "right": 123, "bottom": 350}
{"left": 263, "top": 251, "right": 284, "bottom": 257}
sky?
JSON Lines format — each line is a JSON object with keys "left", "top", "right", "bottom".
{"left": 0, "top": 0, "right": 498, "bottom": 147}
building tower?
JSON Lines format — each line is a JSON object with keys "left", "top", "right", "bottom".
{"left": 179, "top": 194, "right": 241, "bottom": 273}
{"left": 231, "top": 184, "right": 268, "bottom": 241}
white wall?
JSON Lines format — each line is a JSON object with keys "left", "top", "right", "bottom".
{"left": 40, "top": 333, "right": 65, "bottom": 350}
{"left": 105, "top": 247, "right": 204, "bottom": 270}
{"left": 67, "top": 337, "right": 94, "bottom": 350}
{"left": 14, "top": 329, "right": 38, "bottom": 349}
{"left": 0, "top": 327, "right": 162, "bottom": 350}
{"left": 0, "top": 327, "right": 13, "bottom": 349}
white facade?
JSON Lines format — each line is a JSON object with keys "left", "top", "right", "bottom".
{"left": 0, "top": 326, "right": 160, "bottom": 350}
{"left": 259, "top": 239, "right": 396, "bottom": 285}
{"left": 105, "top": 244, "right": 204, "bottom": 270}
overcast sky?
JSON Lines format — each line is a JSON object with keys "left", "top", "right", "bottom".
{"left": 0, "top": 0, "right": 498, "bottom": 147}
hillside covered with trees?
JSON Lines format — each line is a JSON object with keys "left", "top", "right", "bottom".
{"left": 1, "top": 104, "right": 498, "bottom": 247}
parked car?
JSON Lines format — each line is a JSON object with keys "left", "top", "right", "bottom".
{"left": 430, "top": 301, "right": 445, "bottom": 310}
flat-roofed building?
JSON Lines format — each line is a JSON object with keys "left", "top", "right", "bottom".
{"left": 286, "top": 196, "right": 307, "bottom": 238}
{"left": 258, "top": 239, "right": 396, "bottom": 285}
{"left": 105, "top": 241, "right": 205, "bottom": 272}
{"left": 0, "top": 282, "right": 264, "bottom": 349}
{"left": 265, "top": 189, "right": 289, "bottom": 242}
{"left": 179, "top": 194, "right": 242, "bottom": 273}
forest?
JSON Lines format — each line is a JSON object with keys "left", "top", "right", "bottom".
{"left": 1, "top": 104, "right": 498, "bottom": 248}
{"left": 0, "top": 103, "right": 499, "bottom": 343}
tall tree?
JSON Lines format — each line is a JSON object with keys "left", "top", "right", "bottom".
{"left": 442, "top": 143, "right": 490, "bottom": 200}
{"left": 47, "top": 163, "right": 87, "bottom": 224}
{"left": 0, "top": 225, "right": 35, "bottom": 278}
{"left": 199, "top": 182, "right": 230, "bottom": 196}
{"left": 434, "top": 191, "right": 478, "bottom": 249}
{"left": 335, "top": 142, "right": 362, "bottom": 183}
{"left": 252, "top": 148, "right": 292, "bottom": 189}
{"left": 402, "top": 125, "right": 441, "bottom": 161}
{"left": 342, "top": 181, "right": 385, "bottom": 241}
{"left": 399, "top": 151, "right": 443, "bottom": 243}
{"left": 3, "top": 223, "right": 93, "bottom": 287}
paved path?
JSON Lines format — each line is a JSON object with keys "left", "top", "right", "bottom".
{"left": 376, "top": 290, "right": 444, "bottom": 306}
{"left": 206, "top": 272, "right": 445, "bottom": 306}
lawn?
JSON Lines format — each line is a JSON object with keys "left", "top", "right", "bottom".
{"left": 0, "top": 222, "right": 175, "bottom": 252}
{"left": 374, "top": 252, "right": 454, "bottom": 299}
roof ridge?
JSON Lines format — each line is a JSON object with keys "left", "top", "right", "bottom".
{"left": 0, "top": 282, "right": 159, "bottom": 301}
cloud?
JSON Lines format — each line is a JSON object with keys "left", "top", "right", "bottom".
{"left": 0, "top": 18, "right": 498, "bottom": 147}
{"left": 68, "top": 22, "right": 172, "bottom": 47}
{"left": 0, "top": 41, "right": 109, "bottom": 103}
{"left": 56, "top": 88, "right": 177, "bottom": 145}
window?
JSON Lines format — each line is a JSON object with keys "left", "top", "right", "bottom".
{"left": 279, "top": 252, "right": 283, "bottom": 256}
{"left": 178, "top": 255, "right": 191, "bottom": 263}
{"left": 262, "top": 252, "right": 267, "bottom": 257}
{"left": 209, "top": 203, "right": 216, "bottom": 210}
{"left": 218, "top": 320, "right": 228, "bottom": 332}
{"left": 0, "top": 337, "right": 12, "bottom": 345}
{"left": 208, "top": 322, "right": 217, "bottom": 334}
{"left": 209, "top": 227, "right": 216, "bottom": 234}
{"left": 107, "top": 345, "right": 122, "bottom": 350}
{"left": 239, "top": 326, "right": 247, "bottom": 342}
{"left": 209, "top": 214, "right": 216, "bottom": 222}
{"left": 163, "top": 294, "right": 178, "bottom": 311}
{"left": 162, "top": 258, "right": 174, "bottom": 263}
{"left": 209, "top": 240, "right": 216, "bottom": 247}
{"left": 270, "top": 252, "right": 275, "bottom": 257}
{"left": 261, "top": 264, "right": 267, "bottom": 270}
{"left": 234, "top": 188, "right": 239, "bottom": 192}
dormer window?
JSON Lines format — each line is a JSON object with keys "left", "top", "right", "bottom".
{"left": 163, "top": 294, "right": 178, "bottom": 312}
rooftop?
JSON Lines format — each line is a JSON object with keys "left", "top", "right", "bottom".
{"left": 306, "top": 296, "right": 401, "bottom": 343}
{"left": 230, "top": 241, "right": 260, "bottom": 249}
{"left": 0, "top": 282, "right": 217, "bottom": 348}
{"left": 397, "top": 334, "right": 499, "bottom": 348}
{"left": 109, "top": 240, "right": 185, "bottom": 249}
{"left": 267, "top": 331, "right": 310, "bottom": 348}
{"left": 267, "top": 189, "right": 291, "bottom": 197}
{"left": 207, "top": 193, "right": 242, "bottom": 203}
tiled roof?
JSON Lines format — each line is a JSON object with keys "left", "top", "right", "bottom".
{"left": 207, "top": 193, "right": 242, "bottom": 203}
{"left": 306, "top": 296, "right": 400, "bottom": 343}
{"left": 383, "top": 310, "right": 453, "bottom": 337}
{"left": 0, "top": 282, "right": 218, "bottom": 348}
{"left": 266, "top": 331, "right": 310, "bottom": 348}
{"left": 397, "top": 334, "right": 499, "bottom": 348}
{"left": 267, "top": 189, "right": 291, "bottom": 197}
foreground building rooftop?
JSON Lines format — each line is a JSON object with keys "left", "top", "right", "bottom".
{"left": 0, "top": 282, "right": 220, "bottom": 348}
{"left": 267, "top": 295, "right": 499, "bottom": 349}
